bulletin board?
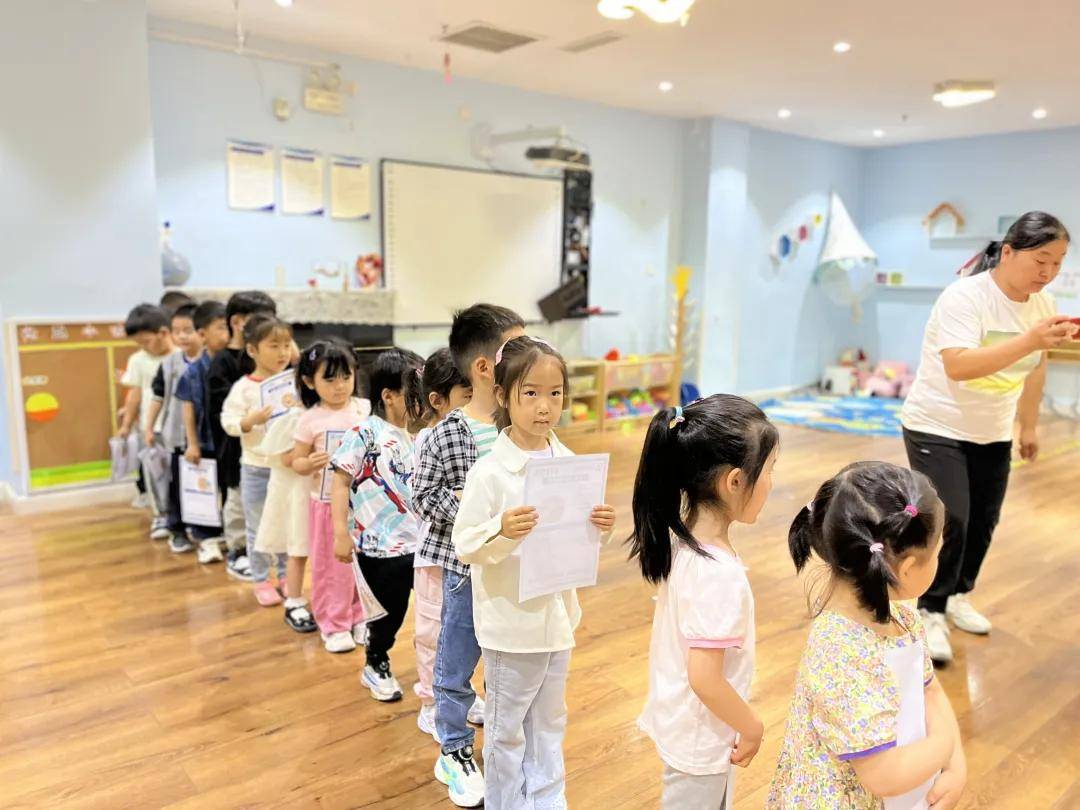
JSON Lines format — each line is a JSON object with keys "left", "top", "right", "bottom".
{"left": 4, "top": 319, "right": 136, "bottom": 493}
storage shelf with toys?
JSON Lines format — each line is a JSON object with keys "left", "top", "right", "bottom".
{"left": 558, "top": 359, "right": 605, "bottom": 434}
{"left": 600, "top": 354, "right": 679, "bottom": 431}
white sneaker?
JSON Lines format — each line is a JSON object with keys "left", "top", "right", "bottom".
{"left": 197, "top": 539, "right": 225, "bottom": 564}
{"left": 362, "top": 661, "right": 404, "bottom": 702}
{"left": 149, "top": 517, "right": 171, "bottom": 540}
{"left": 418, "top": 703, "right": 440, "bottom": 743}
{"left": 921, "top": 609, "right": 953, "bottom": 664}
{"left": 946, "top": 593, "right": 992, "bottom": 635}
{"left": 352, "top": 622, "right": 368, "bottom": 646}
{"left": 434, "top": 746, "right": 485, "bottom": 808}
{"left": 322, "top": 631, "right": 357, "bottom": 654}
{"left": 467, "top": 696, "right": 485, "bottom": 726}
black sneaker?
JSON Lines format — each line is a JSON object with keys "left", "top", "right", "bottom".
{"left": 226, "top": 550, "right": 254, "bottom": 582}
{"left": 284, "top": 603, "right": 317, "bottom": 634}
{"left": 168, "top": 533, "right": 195, "bottom": 554}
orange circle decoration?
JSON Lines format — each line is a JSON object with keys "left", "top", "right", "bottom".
{"left": 25, "top": 391, "right": 60, "bottom": 423}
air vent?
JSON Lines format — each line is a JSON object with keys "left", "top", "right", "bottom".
{"left": 561, "top": 31, "right": 625, "bottom": 54}
{"left": 439, "top": 22, "right": 538, "bottom": 54}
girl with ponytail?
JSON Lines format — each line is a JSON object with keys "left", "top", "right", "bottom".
{"left": 631, "top": 394, "right": 779, "bottom": 808}
{"left": 769, "top": 461, "right": 967, "bottom": 809}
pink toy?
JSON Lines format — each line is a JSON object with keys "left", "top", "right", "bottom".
{"left": 862, "top": 361, "right": 914, "bottom": 399}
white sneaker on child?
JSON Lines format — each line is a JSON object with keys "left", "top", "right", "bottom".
{"left": 418, "top": 703, "right": 440, "bottom": 743}
{"left": 197, "top": 539, "right": 224, "bottom": 564}
{"left": 435, "top": 746, "right": 485, "bottom": 808}
{"left": 322, "top": 631, "right": 357, "bottom": 654}
{"left": 946, "top": 593, "right": 992, "bottom": 635}
{"left": 149, "top": 517, "right": 171, "bottom": 541}
{"left": 921, "top": 609, "right": 953, "bottom": 664}
{"left": 466, "top": 696, "right": 485, "bottom": 726}
{"left": 362, "top": 660, "right": 404, "bottom": 702}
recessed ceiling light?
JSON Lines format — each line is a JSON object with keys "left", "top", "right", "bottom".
{"left": 777, "top": 108, "right": 792, "bottom": 119}
{"left": 1032, "top": 108, "right": 1048, "bottom": 120}
{"left": 873, "top": 129, "right": 885, "bottom": 138}
{"left": 833, "top": 41, "right": 851, "bottom": 54}
{"left": 932, "top": 80, "right": 996, "bottom": 108}
{"left": 658, "top": 81, "right": 674, "bottom": 93}
{"left": 274, "top": 0, "right": 293, "bottom": 7}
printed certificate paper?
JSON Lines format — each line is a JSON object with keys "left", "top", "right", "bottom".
{"left": 259, "top": 371, "right": 299, "bottom": 421}
{"left": 517, "top": 453, "right": 609, "bottom": 602}
{"left": 179, "top": 458, "right": 222, "bottom": 527}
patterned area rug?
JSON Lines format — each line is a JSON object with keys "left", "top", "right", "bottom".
{"left": 759, "top": 395, "right": 903, "bottom": 438}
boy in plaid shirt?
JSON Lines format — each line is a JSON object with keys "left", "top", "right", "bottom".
{"left": 413, "top": 303, "right": 524, "bottom": 808}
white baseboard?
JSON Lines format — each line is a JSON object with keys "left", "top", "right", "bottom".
{"left": 1, "top": 482, "right": 133, "bottom": 516}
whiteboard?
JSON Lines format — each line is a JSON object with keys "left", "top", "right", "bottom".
{"left": 381, "top": 161, "right": 563, "bottom": 325}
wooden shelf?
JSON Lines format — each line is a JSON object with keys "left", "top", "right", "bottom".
{"left": 929, "top": 235, "right": 997, "bottom": 248}
{"left": 569, "top": 390, "right": 600, "bottom": 398}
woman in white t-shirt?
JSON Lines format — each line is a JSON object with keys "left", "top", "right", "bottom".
{"left": 902, "top": 211, "right": 1077, "bottom": 664}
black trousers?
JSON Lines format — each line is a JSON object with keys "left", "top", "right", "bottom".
{"left": 356, "top": 552, "right": 415, "bottom": 667}
{"left": 167, "top": 449, "right": 221, "bottom": 541}
{"left": 903, "top": 428, "right": 1012, "bottom": 613}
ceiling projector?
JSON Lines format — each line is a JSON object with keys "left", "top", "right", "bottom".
{"left": 525, "top": 144, "right": 590, "bottom": 172}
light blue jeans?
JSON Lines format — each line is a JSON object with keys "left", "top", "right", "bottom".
{"left": 435, "top": 570, "right": 482, "bottom": 753}
{"left": 481, "top": 647, "right": 571, "bottom": 810}
{"left": 240, "top": 464, "right": 285, "bottom": 583}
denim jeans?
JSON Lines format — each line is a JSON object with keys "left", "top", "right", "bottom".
{"left": 434, "top": 569, "right": 482, "bottom": 753}
{"left": 240, "top": 464, "right": 284, "bottom": 582}
{"left": 481, "top": 648, "right": 571, "bottom": 810}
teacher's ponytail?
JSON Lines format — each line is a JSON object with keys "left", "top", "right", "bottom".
{"left": 962, "top": 211, "right": 1071, "bottom": 276}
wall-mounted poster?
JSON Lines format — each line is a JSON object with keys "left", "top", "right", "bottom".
{"left": 330, "top": 155, "right": 371, "bottom": 220}
{"left": 281, "top": 147, "right": 325, "bottom": 215}
{"left": 226, "top": 140, "right": 275, "bottom": 211}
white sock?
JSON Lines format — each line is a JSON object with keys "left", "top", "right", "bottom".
{"left": 284, "top": 597, "right": 307, "bottom": 609}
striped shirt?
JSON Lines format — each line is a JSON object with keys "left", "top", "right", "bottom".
{"left": 464, "top": 415, "right": 499, "bottom": 460}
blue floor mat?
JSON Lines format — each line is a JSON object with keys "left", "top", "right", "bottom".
{"left": 759, "top": 395, "right": 903, "bottom": 438}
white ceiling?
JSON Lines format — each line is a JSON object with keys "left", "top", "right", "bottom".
{"left": 147, "top": 0, "right": 1080, "bottom": 146}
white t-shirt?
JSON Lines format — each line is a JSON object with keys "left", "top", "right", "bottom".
{"left": 902, "top": 271, "right": 1055, "bottom": 444}
{"left": 121, "top": 349, "right": 174, "bottom": 432}
{"left": 637, "top": 543, "right": 755, "bottom": 776}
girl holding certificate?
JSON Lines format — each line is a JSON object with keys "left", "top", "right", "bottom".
{"left": 452, "top": 336, "right": 615, "bottom": 810}
{"left": 291, "top": 340, "right": 371, "bottom": 652}
{"left": 769, "top": 462, "right": 966, "bottom": 809}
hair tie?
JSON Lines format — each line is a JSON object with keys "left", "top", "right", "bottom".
{"left": 904, "top": 504, "right": 919, "bottom": 518}
{"left": 869, "top": 542, "right": 884, "bottom": 554}
{"left": 494, "top": 339, "right": 509, "bottom": 366}
{"left": 415, "top": 366, "right": 424, "bottom": 379}
{"left": 668, "top": 405, "right": 685, "bottom": 430}
{"left": 308, "top": 348, "right": 318, "bottom": 361}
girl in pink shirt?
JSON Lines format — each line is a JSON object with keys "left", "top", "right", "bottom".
{"left": 291, "top": 340, "right": 371, "bottom": 653}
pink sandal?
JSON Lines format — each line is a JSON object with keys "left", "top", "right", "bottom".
{"left": 254, "top": 581, "right": 283, "bottom": 607}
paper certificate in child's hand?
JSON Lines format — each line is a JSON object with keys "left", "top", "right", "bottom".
{"left": 517, "top": 453, "right": 609, "bottom": 602}
{"left": 179, "top": 458, "right": 222, "bottom": 527}
{"left": 259, "top": 370, "right": 299, "bottom": 421}
{"left": 320, "top": 430, "right": 347, "bottom": 503}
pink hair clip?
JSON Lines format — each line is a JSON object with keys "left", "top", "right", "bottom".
{"left": 494, "top": 336, "right": 558, "bottom": 366}
{"left": 869, "top": 542, "right": 885, "bottom": 554}
{"left": 904, "top": 504, "right": 919, "bottom": 518}
{"left": 494, "top": 339, "right": 510, "bottom": 366}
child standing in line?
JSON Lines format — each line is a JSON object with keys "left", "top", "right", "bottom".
{"left": 221, "top": 314, "right": 293, "bottom": 605}
{"left": 768, "top": 462, "right": 966, "bottom": 809}
{"left": 413, "top": 347, "right": 473, "bottom": 741}
{"left": 631, "top": 395, "right": 779, "bottom": 810}
{"left": 330, "top": 348, "right": 425, "bottom": 700}
{"left": 412, "top": 303, "right": 525, "bottom": 809}
{"left": 291, "top": 340, "right": 371, "bottom": 649}
{"left": 176, "top": 300, "right": 231, "bottom": 564}
{"left": 117, "top": 303, "right": 176, "bottom": 531}
{"left": 453, "top": 336, "right": 615, "bottom": 810}
{"left": 144, "top": 303, "right": 214, "bottom": 554}
{"left": 208, "top": 290, "right": 278, "bottom": 581}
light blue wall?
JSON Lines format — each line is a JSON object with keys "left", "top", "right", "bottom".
{"left": 864, "top": 127, "right": 1080, "bottom": 368}
{"left": 0, "top": 0, "right": 160, "bottom": 494}
{"left": 147, "top": 22, "right": 683, "bottom": 357}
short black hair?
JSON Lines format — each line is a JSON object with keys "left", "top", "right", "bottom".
{"left": 225, "top": 290, "right": 277, "bottom": 336}
{"left": 124, "top": 303, "right": 169, "bottom": 336}
{"left": 193, "top": 300, "right": 227, "bottom": 331}
{"left": 789, "top": 461, "right": 944, "bottom": 624}
{"left": 160, "top": 290, "right": 196, "bottom": 316}
{"left": 370, "top": 347, "right": 425, "bottom": 421}
{"left": 448, "top": 303, "right": 525, "bottom": 380}
{"left": 242, "top": 314, "right": 292, "bottom": 348}
{"left": 171, "top": 303, "right": 197, "bottom": 326}
{"left": 296, "top": 339, "right": 360, "bottom": 408}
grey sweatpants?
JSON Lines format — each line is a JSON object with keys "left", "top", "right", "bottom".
{"left": 661, "top": 764, "right": 730, "bottom": 809}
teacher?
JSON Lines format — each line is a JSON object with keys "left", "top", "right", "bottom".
{"left": 901, "top": 211, "right": 1077, "bottom": 664}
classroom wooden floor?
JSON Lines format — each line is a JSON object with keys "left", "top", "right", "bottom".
{"left": 2, "top": 419, "right": 1078, "bottom": 809}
